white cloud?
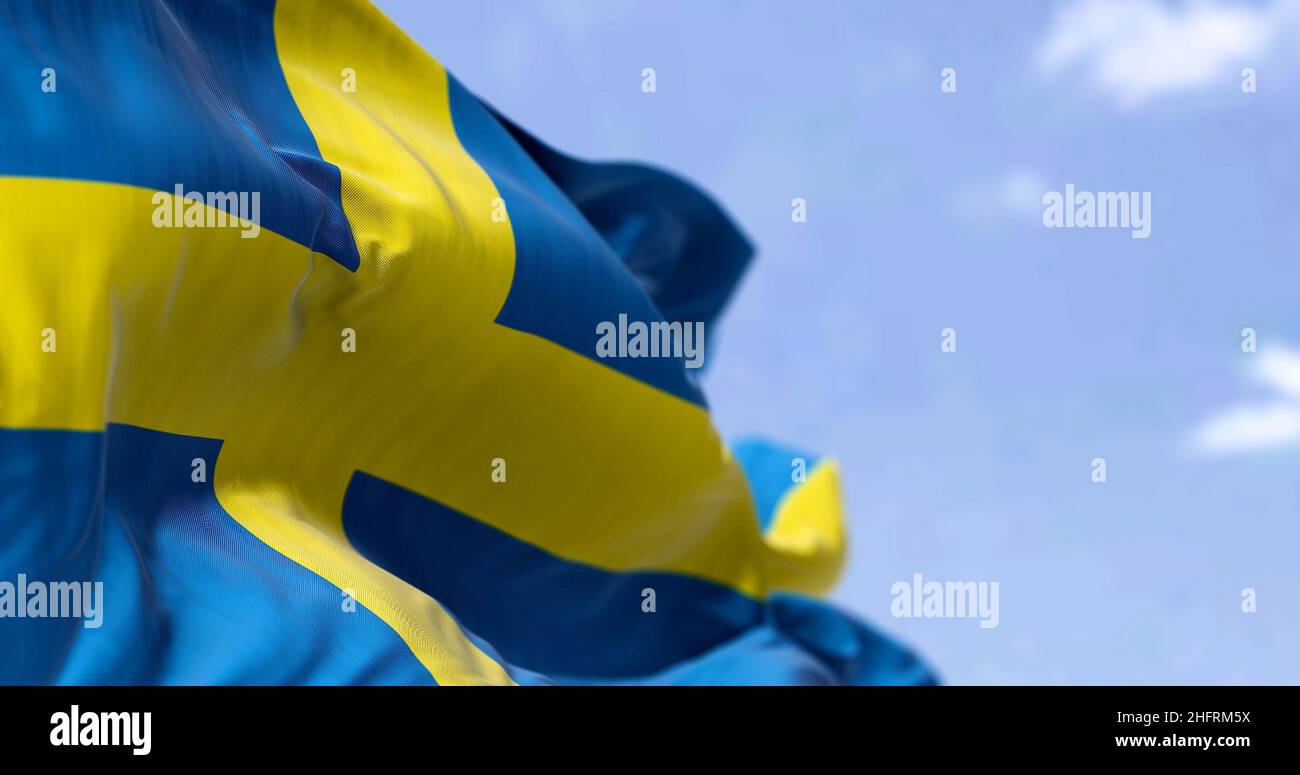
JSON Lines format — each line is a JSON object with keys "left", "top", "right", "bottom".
{"left": 1192, "top": 346, "right": 1300, "bottom": 455}
{"left": 1037, "top": 0, "right": 1299, "bottom": 109}
{"left": 950, "top": 168, "right": 1047, "bottom": 221}
{"left": 1249, "top": 345, "right": 1300, "bottom": 399}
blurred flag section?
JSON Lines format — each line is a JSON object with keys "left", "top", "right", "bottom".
{"left": 0, "top": 0, "right": 933, "bottom": 685}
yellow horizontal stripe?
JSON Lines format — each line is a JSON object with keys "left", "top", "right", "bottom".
{"left": 765, "top": 459, "right": 847, "bottom": 595}
{"left": 0, "top": 178, "right": 512, "bottom": 684}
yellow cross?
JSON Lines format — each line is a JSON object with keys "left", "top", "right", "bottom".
{"left": 0, "top": 0, "right": 786, "bottom": 684}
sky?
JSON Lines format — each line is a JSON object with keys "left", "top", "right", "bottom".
{"left": 376, "top": 0, "right": 1300, "bottom": 684}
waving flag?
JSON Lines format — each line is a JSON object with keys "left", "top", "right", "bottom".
{"left": 0, "top": 0, "right": 933, "bottom": 685}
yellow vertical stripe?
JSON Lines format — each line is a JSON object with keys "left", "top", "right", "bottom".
{"left": 270, "top": 0, "right": 773, "bottom": 596}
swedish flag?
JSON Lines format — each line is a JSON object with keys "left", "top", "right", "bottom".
{"left": 0, "top": 0, "right": 934, "bottom": 685}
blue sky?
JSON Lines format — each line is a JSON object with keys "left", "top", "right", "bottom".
{"left": 377, "top": 0, "right": 1300, "bottom": 684}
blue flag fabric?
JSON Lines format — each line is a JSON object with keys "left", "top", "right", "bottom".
{"left": 0, "top": 0, "right": 934, "bottom": 686}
